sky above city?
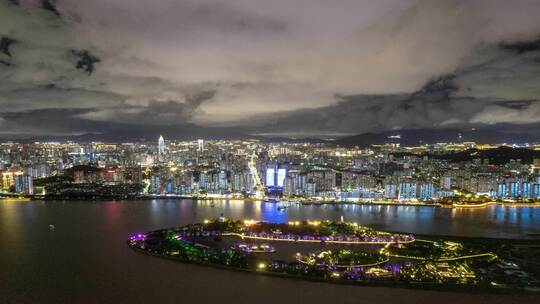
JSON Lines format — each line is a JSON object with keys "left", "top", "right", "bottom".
{"left": 1, "top": 0, "right": 540, "bottom": 139}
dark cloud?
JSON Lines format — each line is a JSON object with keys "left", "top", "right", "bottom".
{"left": 76, "top": 89, "right": 216, "bottom": 125}
{"left": 500, "top": 37, "right": 540, "bottom": 54}
{"left": 1, "top": 0, "right": 540, "bottom": 140}
{"left": 0, "top": 37, "right": 15, "bottom": 57}
{"left": 72, "top": 50, "right": 100, "bottom": 75}
{"left": 41, "top": 0, "right": 60, "bottom": 16}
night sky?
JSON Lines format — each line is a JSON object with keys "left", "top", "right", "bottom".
{"left": 1, "top": 0, "right": 540, "bottom": 140}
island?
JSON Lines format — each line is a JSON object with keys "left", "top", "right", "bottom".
{"left": 127, "top": 218, "right": 539, "bottom": 292}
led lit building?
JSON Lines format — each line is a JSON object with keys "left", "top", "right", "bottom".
{"left": 497, "top": 183, "right": 506, "bottom": 198}
{"left": 14, "top": 174, "right": 33, "bottom": 195}
{"left": 522, "top": 182, "right": 532, "bottom": 198}
{"left": 398, "top": 181, "right": 417, "bottom": 200}
{"left": 158, "top": 135, "right": 165, "bottom": 162}
{"left": 197, "top": 139, "right": 204, "bottom": 152}
{"left": 218, "top": 171, "right": 228, "bottom": 190}
{"left": 150, "top": 175, "right": 161, "bottom": 194}
{"left": 265, "top": 168, "right": 275, "bottom": 187}
{"left": 276, "top": 168, "right": 287, "bottom": 187}
{"left": 534, "top": 183, "right": 540, "bottom": 199}
{"left": 304, "top": 181, "right": 316, "bottom": 197}
{"left": 199, "top": 172, "right": 207, "bottom": 189}
{"left": 384, "top": 184, "right": 397, "bottom": 199}
{"left": 508, "top": 181, "right": 519, "bottom": 198}
{"left": 418, "top": 183, "right": 435, "bottom": 200}
{"left": 2, "top": 171, "right": 21, "bottom": 189}
{"left": 265, "top": 165, "right": 287, "bottom": 189}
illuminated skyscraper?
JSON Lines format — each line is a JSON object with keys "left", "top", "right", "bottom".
{"left": 522, "top": 182, "right": 532, "bottom": 198}
{"left": 277, "top": 168, "right": 287, "bottom": 187}
{"left": 534, "top": 183, "right": 540, "bottom": 199}
{"left": 197, "top": 139, "right": 204, "bottom": 152}
{"left": 218, "top": 171, "right": 227, "bottom": 190}
{"left": 497, "top": 183, "right": 506, "bottom": 198}
{"left": 158, "top": 135, "right": 165, "bottom": 162}
{"left": 384, "top": 184, "right": 397, "bottom": 199}
{"left": 508, "top": 181, "right": 519, "bottom": 198}
{"left": 15, "top": 174, "right": 33, "bottom": 195}
{"left": 398, "top": 181, "right": 417, "bottom": 200}
{"left": 265, "top": 168, "right": 275, "bottom": 187}
{"left": 150, "top": 175, "right": 161, "bottom": 194}
{"left": 418, "top": 183, "right": 434, "bottom": 200}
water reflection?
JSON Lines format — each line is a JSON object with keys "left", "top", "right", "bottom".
{"left": 2, "top": 199, "right": 537, "bottom": 303}
{"left": 1, "top": 200, "right": 540, "bottom": 239}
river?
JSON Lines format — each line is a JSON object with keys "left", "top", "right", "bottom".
{"left": 1, "top": 199, "right": 539, "bottom": 303}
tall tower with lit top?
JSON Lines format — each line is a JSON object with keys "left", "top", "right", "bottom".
{"left": 158, "top": 135, "right": 165, "bottom": 162}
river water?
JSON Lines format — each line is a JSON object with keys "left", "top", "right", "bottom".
{"left": 1, "top": 199, "right": 539, "bottom": 303}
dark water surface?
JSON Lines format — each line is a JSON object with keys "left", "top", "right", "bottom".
{"left": 1, "top": 199, "right": 539, "bottom": 303}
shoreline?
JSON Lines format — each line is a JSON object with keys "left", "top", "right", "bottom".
{"left": 9, "top": 195, "right": 540, "bottom": 209}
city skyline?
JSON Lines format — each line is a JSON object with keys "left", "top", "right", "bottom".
{"left": 1, "top": 0, "right": 540, "bottom": 140}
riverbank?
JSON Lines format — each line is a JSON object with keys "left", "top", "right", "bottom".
{"left": 0, "top": 197, "right": 31, "bottom": 202}
{"left": 20, "top": 194, "right": 540, "bottom": 209}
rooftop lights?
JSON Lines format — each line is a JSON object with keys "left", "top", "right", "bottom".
{"left": 244, "top": 219, "right": 257, "bottom": 226}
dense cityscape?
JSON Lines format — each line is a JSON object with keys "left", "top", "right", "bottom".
{"left": 1, "top": 136, "right": 540, "bottom": 205}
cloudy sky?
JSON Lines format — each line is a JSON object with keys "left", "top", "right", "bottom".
{"left": 1, "top": 0, "right": 540, "bottom": 140}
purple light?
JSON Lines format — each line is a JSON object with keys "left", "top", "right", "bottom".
{"left": 130, "top": 233, "right": 146, "bottom": 241}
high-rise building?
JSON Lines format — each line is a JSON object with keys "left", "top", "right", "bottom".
{"left": 166, "top": 181, "right": 175, "bottom": 194}
{"left": 14, "top": 174, "right": 33, "bottom": 195}
{"left": 440, "top": 175, "right": 451, "bottom": 190}
{"left": 2, "top": 171, "right": 19, "bottom": 190}
{"left": 305, "top": 181, "right": 316, "bottom": 197}
{"left": 521, "top": 182, "right": 532, "bottom": 198}
{"left": 508, "top": 181, "right": 519, "bottom": 198}
{"left": 244, "top": 171, "right": 254, "bottom": 193}
{"left": 218, "top": 171, "right": 228, "bottom": 191}
{"left": 232, "top": 173, "right": 242, "bottom": 192}
{"left": 150, "top": 175, "right": 161, "bottom": 194}
{"left": 158, "top": 135, "right": 165, "bottom": 162}
{"left": 418, "top": 183, "right": 435, "bottom": 200}
{"left": 197, "top": 139, "right": 204, "bottom": 152}
{"left": 533, "top": 183, "right": 540, "bottom": 199}
{"left": 199, "top": 172, "right": 207, "bottom": 189}
{"left": 276, "top": 168, "right": 287, "bottom": 187}
{"left": 265, "top": 168, "right": 275, "bottom": 187}
{"left": 283, "top": 176, "right": 294, "bottom": 196}
{"left": 398, "top": 180, "right": 417, "bottom": 200}
{"left": 476, "top": 173, "right": 494, "bottom": 194}
{"left": 497, "top": 183, "right": 506, "bottom": 198}
{"left": 384, "top": 184, "right": 397, "bottom": 199}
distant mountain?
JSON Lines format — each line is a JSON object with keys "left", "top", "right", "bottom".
{"left": 395, "top": 146, "right": 540, "bottom": 165}
{"left": 250, "top": 136, "right": 331, "bottom": 144}
{"left": 335, "top": 126, "right": 540, "bottom": 148}
{"left": 0, "top": 124, "right": 252, "bottom": 143}
{"left": 3, "top": 125, "right": 540, "bottom": 145}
